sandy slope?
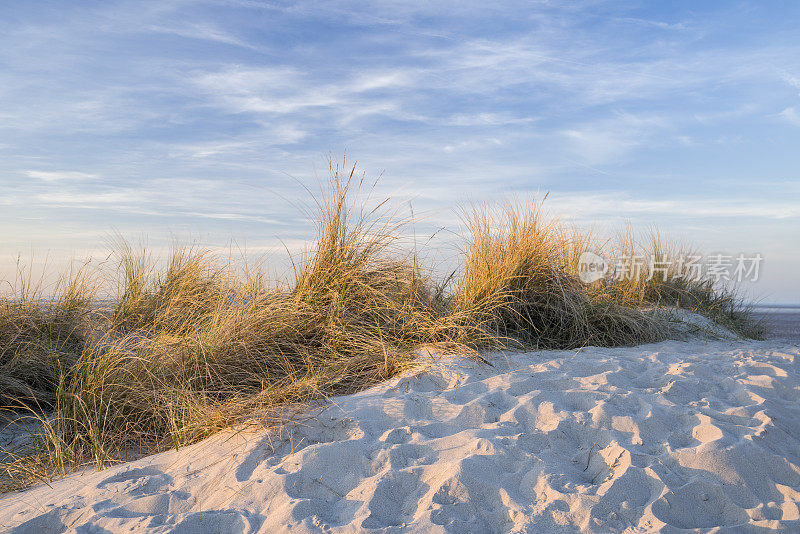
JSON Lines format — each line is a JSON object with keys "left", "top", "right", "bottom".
{"left": 1, "top": 338, "right": 799, "bottom": 533}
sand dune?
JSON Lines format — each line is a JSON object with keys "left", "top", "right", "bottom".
{"left": 2, "top": 337, "right": 799, "bottom": 532}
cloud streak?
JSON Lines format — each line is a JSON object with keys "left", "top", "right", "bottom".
{"left": 25, "top": 171, "right": 99, "bottom": 182}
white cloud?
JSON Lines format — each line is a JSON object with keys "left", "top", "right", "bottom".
{"left": 145, "top": 22, "right": 258, "bottom": 50}
{"left": 778, "top": 107, "right": 800, "bottom": 126}
{"left": 25, "top": 170, "right": 99, "bottom": 182}
{"left": 780, "top": 72, "right": 800, "bottom": 96}
{"left": 35, "top": 190, "right": 144, "bottom": 205}
{"left": 607, "top": 17, "right": 689, "bottom": 31}
{"left": 193, "top": 67, "right": 414, "bottom": 119}
{"left": 560, "top": 114, "right": 669, "bottom": 165}
{"left": 545, "top": 192, "right": 800, "bottom": 221}
{"left": 446, "top": 113, "right": 537, "bottom": 126}
{"left": 442, "top": 137, "right": 503, "bottom": 153}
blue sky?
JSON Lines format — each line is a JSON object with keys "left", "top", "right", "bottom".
{"left": 1, "top": 1, "right": 799, "bottom": 302}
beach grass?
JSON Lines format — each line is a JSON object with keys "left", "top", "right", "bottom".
{"left": 451, "top": 200, "right": 669, "bottom": 349}
{"left": 0, "top": 262, "right": 97, "bottom": 408}
{"left": 0, "top": 160, "right": 762, "bottom": 491}
{"left": 597, "top": 226, "right": 765, "bottom": 339}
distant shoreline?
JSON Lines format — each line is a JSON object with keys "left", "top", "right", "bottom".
{"left": 751, "top": 306, "right": 800, "bottom": 343}
{"left": 752, "top": 303, "right": 800, "bottom": 309}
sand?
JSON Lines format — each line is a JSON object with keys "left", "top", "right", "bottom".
{"left": 1, "top": 335, "right": 799, "bottom": 532}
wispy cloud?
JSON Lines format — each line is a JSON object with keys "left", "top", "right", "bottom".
{"left": 25, "top": 170, "right": 99, "bottom": 182}
{"left": 778, "top": 107, "right": 800, "bottom": 126}
{"left": 192, "top": 67, "right": 413, "bottom": 119}
{"left": 145, "top": 22, "right": 259, "bottom": 50}
{"left": 560, "top": 113, "right": 670, "bottom": 165}
{"left": 780, "top": 72, "right": 800, "bottom": 96}
{"left": 547, "top": 192, "right": 800, "bottom": 221}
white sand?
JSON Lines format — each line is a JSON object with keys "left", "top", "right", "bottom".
{"left": 2, "top": 337, "right": 799, "bottom": 533}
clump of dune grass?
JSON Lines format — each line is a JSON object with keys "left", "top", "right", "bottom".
{"left": 290, "top": 161, "right": 446, "bottom": 358}
{"left": 452, "top": 200, "right": 668, "bottom": 349}
{"left": 599, "top": 227, "right": 765, "bottom": 339}
{"left": 111, "top": 242, "right": 232, "bottom": 336}
{"left": 0, "top": 262, "right": 97, "bottom": 408}
{"left": 1, "top": 159, "right": 464, "bottom": 490}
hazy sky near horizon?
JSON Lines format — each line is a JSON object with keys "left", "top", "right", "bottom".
{"left": 1, "top": 1, "right": 799, "bottom": 302}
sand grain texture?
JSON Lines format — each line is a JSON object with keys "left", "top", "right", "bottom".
{"left": 1, "top": 339, "right": 799, "bottom": 533}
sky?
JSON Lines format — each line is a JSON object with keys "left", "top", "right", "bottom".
{"left": 1, "top": 1, "right": 799, "bottom": 302}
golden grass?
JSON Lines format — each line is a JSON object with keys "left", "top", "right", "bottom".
{"left": 0, "top": 262, "right": 97, "bottom": 407}
{"left": 0, "top": 160, "right": 762, "bottom": 491}
{"left": 598, "top": 225, "right": 765, "bottom": 339}
{"left": 452, "top": 200, "right": 667, "bottom": 349}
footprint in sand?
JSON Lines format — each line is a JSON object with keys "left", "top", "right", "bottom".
{"left": 96, "top": 467, "right": 173, "bottom": 497}
{"left": 651, "top": 479, "right": 749, "bottom": 529}
{"left": 361, "top": 471, "right": 428, "bottom": 529}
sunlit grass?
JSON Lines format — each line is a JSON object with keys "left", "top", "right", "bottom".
{"left": 451, "top": 199, "right": 668, "bottom": 349}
